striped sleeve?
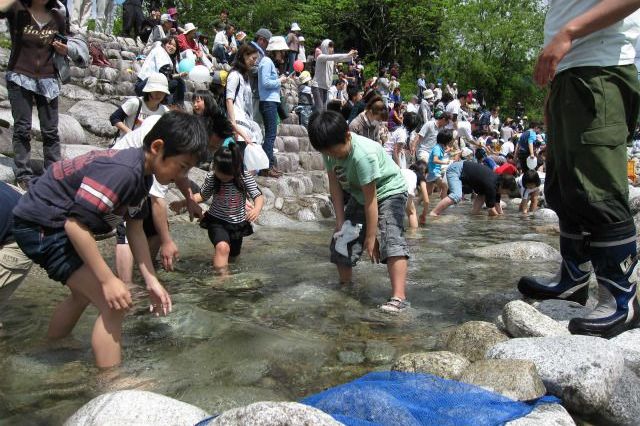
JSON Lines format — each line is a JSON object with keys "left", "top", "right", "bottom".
{"left": 242, "top": 171, "right": 262, "bottom": 200}
{"left": 200, "top": 172, "right": 216, "bottom": 202}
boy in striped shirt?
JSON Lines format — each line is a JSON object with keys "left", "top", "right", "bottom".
{"left": 12, "top": 112, "right": 207, "bottom": 368}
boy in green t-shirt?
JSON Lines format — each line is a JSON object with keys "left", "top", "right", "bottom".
{"left": 308, "top": 110, "right": 410, "bottom": 313}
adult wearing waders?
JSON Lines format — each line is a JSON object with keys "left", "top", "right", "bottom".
{"left": 518, "top": 0, "right": 640, "bottom": 338}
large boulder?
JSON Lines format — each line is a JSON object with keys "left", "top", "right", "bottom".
{"left": 531, "top": 208, "right": 558, "bottom": 222}
{"left": 0, "top": 154, "right": 15, "bottom": 183}
{"left": 210, "top": 401, "right": 340, "bottom": 425}
{"left": 392, "top": 351, "right": 470, "bottom": 380}
{"left": 60, "top": 84, "right": 96, "bottom": 101}
{"left": 459, "top": 359, "right": 546, "bottom": 401}
{"left": 502, "top": 300, "right": 570, "bottom": 338}
{"left": 64, "top": 390, "right": 208, "bottom": 426}
{"left": 0, "top": 110, "right": 86, "bottom": 145}
{"left": 61, "top": 144, "right": 104, "bottom": 159}
{"left": 442, "top": 321, "right": 509, "bottom": 362}
{"left": 610, "top": 329, "right": 640, "bottom": 376}
{"left": 506, "top": 403, "right": 575, "bottom": 426}
{"left": 0, "top": 83, "right": 7, "bottom": 101}
{"left": 68, "top": 100, "right": 118, "bottom": 137}
{"left": 487, "top": 335, "right": 639, "bottom": 423}
{"left": 463, "top": 241, "right": 560, "bottom": 262}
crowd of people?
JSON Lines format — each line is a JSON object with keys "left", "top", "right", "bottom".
{"left": 0, "top": 0, "right": 639, "bottom": 373}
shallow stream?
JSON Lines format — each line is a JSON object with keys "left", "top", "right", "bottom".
{"left": 0, "top": 203, "right": 560, "bottom": 424}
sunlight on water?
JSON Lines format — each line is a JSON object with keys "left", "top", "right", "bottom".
{"left": 0, "top": 204, "right": 560, "bottom": 424}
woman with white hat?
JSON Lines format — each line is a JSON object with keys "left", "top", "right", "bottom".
{"left": 257, "top": 35, "right": 289, "bottom": 177}
{"left": 110, "top": 72, "right": 170, "bottom": 141}
{"left": 177, "top": 22, "right": 213, "bottom": 69}
{"left": 297, "top": 35, "right": 306, "bottom": 63}
{"left": 286, "top": 22, "right": 301, "bottom": 74}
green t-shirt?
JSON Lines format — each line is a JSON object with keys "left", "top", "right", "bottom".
{"left": 323, "top": 133, "right": 407, "bottom": 205}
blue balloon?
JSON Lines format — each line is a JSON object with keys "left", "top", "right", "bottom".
{"left": 114, "top": 0, "right": 125, "bottom": 5}
{"left": 178, "top": 58, "right": 196, "bottom": 74}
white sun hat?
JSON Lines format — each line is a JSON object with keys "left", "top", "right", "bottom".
{"left": 143, "top": 72, "right": 170, "bottom": 94}
{"left": 266, "top": 36, "right": 289, "bottom": 51}
{"left": 291, "top": 23, "right": 301, "bottom": 31}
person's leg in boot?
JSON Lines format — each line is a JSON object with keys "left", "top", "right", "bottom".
{"left": 518, "top": 221, "right": 591, "bottom": 305}
{"left": 569, "top": 220, "right": 640, "bottom": 338}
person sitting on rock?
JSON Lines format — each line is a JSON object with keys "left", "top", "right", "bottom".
{"left": 177, "top": 23, "right": 213, "bottom": 69}
{"left": 111, "top": 72, "right": 170, "bottom": 142}
{"left": 137, "top": 36, "right": 187, "bottom": 108}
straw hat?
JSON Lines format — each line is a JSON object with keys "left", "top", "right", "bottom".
{"left": 299, "top": 71, "right": 312, "bottom": 84}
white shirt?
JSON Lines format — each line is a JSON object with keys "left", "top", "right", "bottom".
{"left": 417, "top": 120, "right": 441, "bottom": 156}
{"left": 446, "top": 99, "right": 463, "bottom": 120}
{"left": 327, "top": 85, "right": 347, "bottom": 104}
{"left": 138, "top": 44, "right": 174, "bottom": 81}
{"left": 386, "top": 126, "right": 408, "bottom": 168}
{"left": 226, "top": 70, "right": 253, "bottom": 122}
{"left": 490, "top": 115, "right": 500, "bottom": 132}
{"left": 546, "top": 0, "right": 640, "bottom": 73}
{"left": 111, "top": 115, "right": 168, "bottom": 198}
{"left": 118, "top": 97, "right": 169, "bottom": 136}
{"left": 500, "top": 140, "right": 515, "bottom": 156}
{"left": 214, "top": 30, "right": 237, "bottom": 51}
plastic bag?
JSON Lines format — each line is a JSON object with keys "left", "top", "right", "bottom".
{"left": 244, "top": 144, "right": 269, "bottom": 171}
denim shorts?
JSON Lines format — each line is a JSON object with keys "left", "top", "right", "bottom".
{"left": 13, "top": 217, "right": 83, "bottom": 284}
{"left": 445, "top": 160, "right": 465, "bottom": 204}
{"left": 330, "top": 192, "right": 410, "bottom": 267}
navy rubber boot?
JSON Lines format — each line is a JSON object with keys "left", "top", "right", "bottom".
{"left": 518, "top": 232, "right": 591, "bottom": 305}
{"left": 569, "top": 221, "right": 640, "bottom": 338}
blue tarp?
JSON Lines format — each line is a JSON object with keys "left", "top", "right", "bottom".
{"left": 301, "top": 371, "right": 560, "bottom": 426}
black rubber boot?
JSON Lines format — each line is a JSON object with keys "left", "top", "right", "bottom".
{"left": 569, "top": 220, "right": 640, "bottom": 338}
{"left": 518, "top": 231, "right": 591, "bottom": 305}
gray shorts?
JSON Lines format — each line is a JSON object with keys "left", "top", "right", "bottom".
{"left": 330, "top": 192, "right": 410, "bottom": 266}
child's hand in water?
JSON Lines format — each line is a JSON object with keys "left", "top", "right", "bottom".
{"left": 169, "top": 200, "right": 187, "bottom": 214}
{"left": 147, "top": 279, "right": 172, "bottom": 316}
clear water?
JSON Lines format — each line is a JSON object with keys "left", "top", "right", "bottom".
{"left": 0, "top": 203, "right": 560, "bottom": 425}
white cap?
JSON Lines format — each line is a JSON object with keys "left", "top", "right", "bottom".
{"left": 183, "top": 23, "right": 197, "bottom": 34}
{"left": 266, "top": 36, "right": 289, "bottom": 51}
{"left": 291, "top": 23, "right": 301, "bottom": 31}
{"left": 298, "top": 36, "right": 305, "bottom": 42}
{"left": 143, "top": 73, "right": 170, "bottom": 94}
{"left": 160, "top": 13, "right": 174, "bottom": 23}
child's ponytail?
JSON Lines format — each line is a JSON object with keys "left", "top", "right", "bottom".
{"left": 213, "top": 142, "right": 246, "bottom": 193}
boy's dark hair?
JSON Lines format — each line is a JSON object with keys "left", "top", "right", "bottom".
{"left": 143, "top": 111, "right": 208, "bottom": 161}
{"left": 497, "top": 173, "right": 517, "bottom": 193}
{"left": 441, "top": 93, "right": 453, "bottom": 104}
{"left": 436, "top": 129, "right": 454, "bottom": 146}
{"left": 347, "top": 86, "right": 359, "bottom": 101}
{"left": 365, "top": 95, "right": 386, "bottom": 115}
{"left": 213, "top": 142, "right": 245, "bottom": 193}
{"left": 457, "top": 92, "right": 467, "bottom": 100}
{"left": 522, "top": 169, "right": 541, "bottom": 187}
{"left": 308, "top": 110, "right": 349, "bottom": 151}
{"left": 327, "top": 99, "right": 343, "bottom": 113}
{"left": 474, "top": 147, "right": 487, "bottom": 161}
{"left": 201, "top": 111, "right": 234, "bottom": 139}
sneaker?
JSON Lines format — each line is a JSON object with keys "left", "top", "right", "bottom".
{"left": 380, "top": 297, "right": 410, "bottom": 313}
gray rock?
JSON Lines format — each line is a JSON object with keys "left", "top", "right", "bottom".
{"left": 255, "top": 210, "right": 297, "bottom": 227}
{"left": 82, "top": 76, "right": 98, "bottom": 90}
{"left": 116, "top": 82, "right": 135, "bottom": 96}
{"left": 502, "top": 300, "right": 570, "bottom": 338}
{"left": 487, "top": 336, "right": 626, "bottom": 418}
{"left": 68, "top": 100, "right": 118, "bottom": 137}
{"left": 281, "top": 136, "right": 300, "bottom": 153}
{"left": 64, "top": 390, "right": 208, "bottom": 426}
{"left": 188, "top": 167, "right": 208, "bottom": 189}
{"left": 297, "top": 208, "right": 316, "bottom": 221}
{"left": 463, "top": 241, "right": 560, "bottom": 262}
{"left": 629, "top": 185, "right": 640, "bottom": 201}
{"left": 459, "top": 359, "right": 546, "bottom": 401}
{"left": 60, "top": 84, "right": 95, "bottom": 101}
{"left": 278, "top": 124, "right": 308, "bottom": 138}
{"left": 602, "top": 367, "right": 640, "bottom": 425}
{"left": 210, "top": 402, "right": 340, "bottom": 426}
{"left": 610, "top": 329, "right": 640, "bottom": 375}
{"left": 506, "top": 403, "right": 575, "bottom": 426}
{"left": 364, "top": 340, "right": 396, "bottom": 365}
{"left": 532, "top": 208, "right": 558, "bottom": 222}
{"left": 630, "top": 195, "right": 640, "bottom": 215}
{"left": 444, "top": 321, "right": 509, "bottom": 362}
{"left": 0, "top": 83, "right": 7, "bottom": 101}
{"left": 120, "top": 51, "right": 136, "bottom": 61}
{"left": 97, "top": 82, "right": 116, "bottom": 96}
{"left": 532, "top": 299, "right": 595, "bottom": 322}
{"left": 0, "top": 155, "right": 15, "bottom": 183}
{"left": 338, "top": 350, "right": 365, "bottom": 365}
{"left": 392, "top": 351, "right": 470, "bottom": 380}
{"left": 0, "top": 110, "right": 86, "bottom": 145}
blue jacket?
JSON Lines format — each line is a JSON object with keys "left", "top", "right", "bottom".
{"left": 258, "top": 56, "right": 281, "bottom": 102}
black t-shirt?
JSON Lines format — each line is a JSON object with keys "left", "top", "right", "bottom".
{"left": 13, "top": 148, "right": 153, "bottom": 234}
{"left": 461, "top": 161, "right": 500, "bottom": 208}
{"left": 1, "top": 182, "right": 21, "bottom": 244}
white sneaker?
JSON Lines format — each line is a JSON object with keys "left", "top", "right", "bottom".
{"left": 380, "top": 297, "right": 410, "bottom": 313}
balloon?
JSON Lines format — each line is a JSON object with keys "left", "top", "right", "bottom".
{"left": 189, "top": 65, "right": 212, "bottom": 83}
{"left": 178, "top": 57, "right": 195, "bottom": 74}
{"left": 293, "top": 60, "right": 304, "bottom": 73}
